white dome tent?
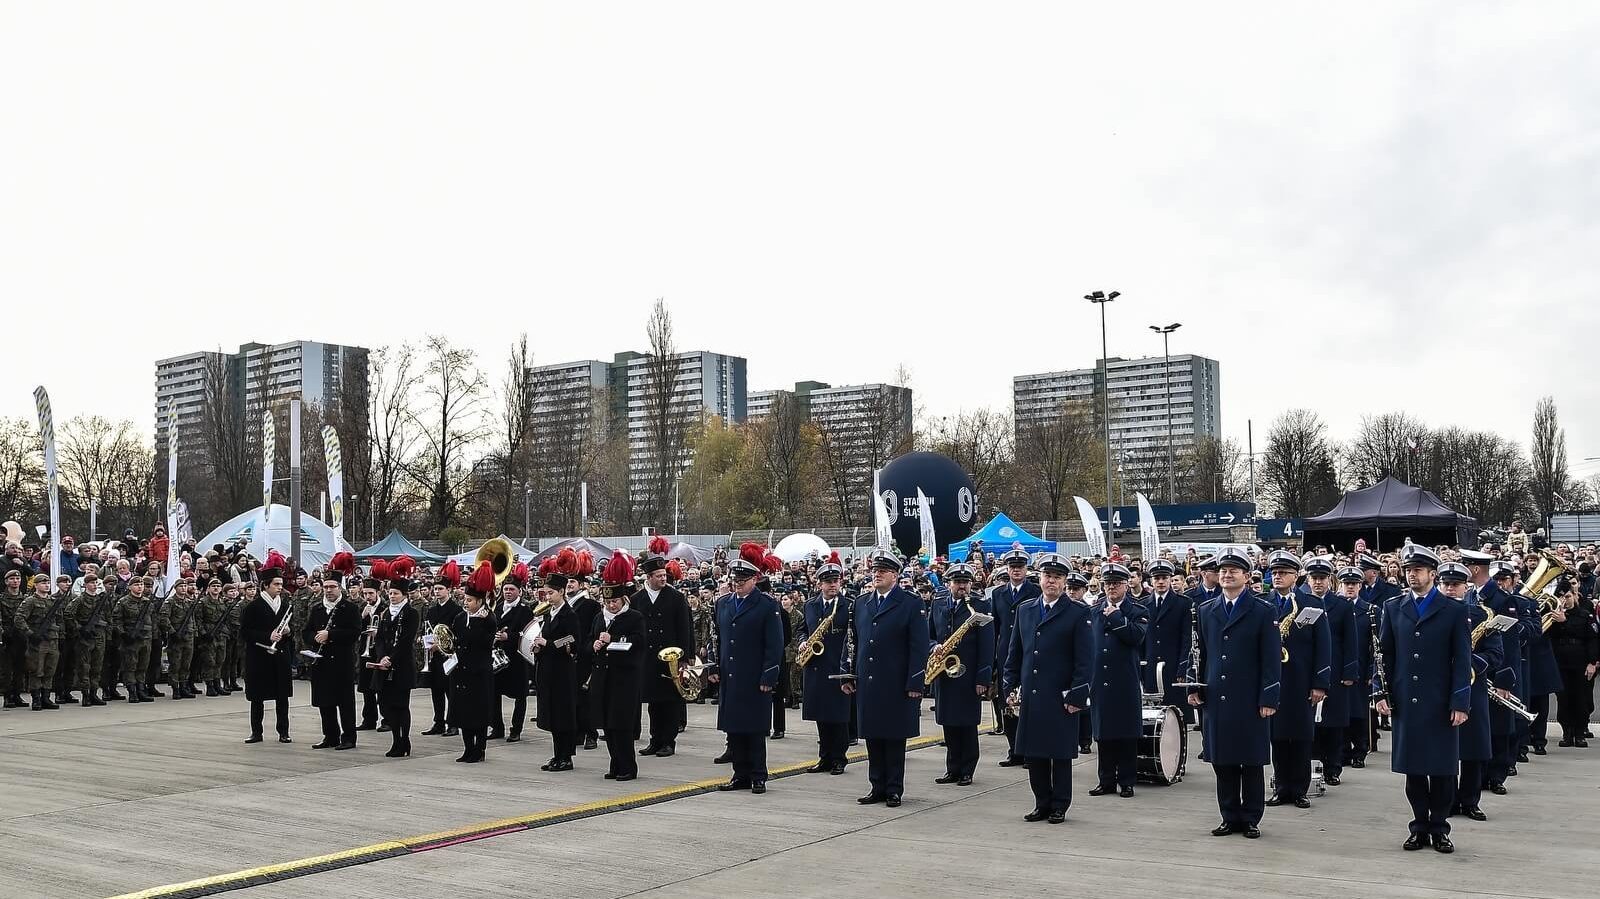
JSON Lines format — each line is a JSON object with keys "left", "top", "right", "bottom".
{"left": 772, "top": 533, "right": 831, "bottom": 563}
{"left": 196, "top": 504, "right": 357, "bottom": 570}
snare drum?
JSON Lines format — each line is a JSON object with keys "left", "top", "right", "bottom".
{"left": 1136, "top": 705, "right": 1187, "bottom": 785}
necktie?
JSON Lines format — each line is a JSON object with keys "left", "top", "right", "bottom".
{"left": 1226, "top": 600, "right": 1236, "bottom": 619}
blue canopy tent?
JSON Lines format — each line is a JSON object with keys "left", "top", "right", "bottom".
{"left": 947, "top": 513, "right": 1055, "bottom": 562}
{"left": 354, "top": 529, "right": 444, "bottom": 563}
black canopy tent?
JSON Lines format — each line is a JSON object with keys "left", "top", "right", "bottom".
{"left": 1301, "top": 477, "right": 1479, "bottom": 551}
{"left": 353, "top": 529, "right": 445, "bottom": 563}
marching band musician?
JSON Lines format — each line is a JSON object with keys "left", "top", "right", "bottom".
{"left": 304, "top": 567, "right": 360, "bottom": 750}
{"left": 842, "top": 549, "right": 927, "bottom": 808}
{"left": 422, "top": 560, "right": 463, "bottom": 738}
{"left": 590, "top": 552, "right": 646, "bottom": 781}
{"left": 635, "top": 540, "right": 694, "bottom": 759}
{"left": 928, "top": 562, "right": 993, "bottom": 787}
{"left": 491, "top": 566, "right": 535, "bottom": 743}
{"left": 569, "top": 573, "right": 603, "bottom": 751}
{"left": 1186, "top": 557, "right": 1221, "bottom": 603}
{"left": 1311, "top": 560, "right": 1360, "bottom": 786}
{"left": 374, "top": 572, "right": 421, "bottom": 758}
{"left": 241, "top": 552, "right": 295, "bottom": 745}
{"left": 990, "top": 549, "right": 1039, "bottom": 767}
{"left": 450, "top": 563, "right": 501, "bottom": 763}
{"left": 1446, "top": 559, "right": 1501, "bottom": 822}
{"left": 1377, "top": 545, "right": 1470, "bottom": 853}
{"left": 532, "top": 567, "right": 582, "bottom": 772}
{"left": 1479, "top": 559, "right": 1523, "bottom": 793}
{"left": 708, "top": 544, "right": 784, "bottom": 794}
{"left": 1067, "top": 570, "right": 1096, "bottom": 754}
{"left": 1265, "top": 550, "right": 1329, "bottom": 810}
{"left": 1142, "top": 558, "right": 1195, "bottom": 719}
{"left": 1002, "top": 551, "right": 1092, "bottom": 824}
{"left": 1187, "top": 547, "right": 1281, "bottom": 839}
{"left": 801, "top": 558, "right": 853, "bottom": 776}
{"left": 1089, "top": 562, "right": 1147, "bottom": 799}
{"left": 356, "top": 565, "right": 388, "bottom": 732}
{"left": 1344, "top": 565, "right": 1380, "bottom": 769}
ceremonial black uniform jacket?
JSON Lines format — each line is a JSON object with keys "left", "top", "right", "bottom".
{"left": 633, "top": 584, "right": 693, "bottom": 704}
{"left": 588, "top": 607, "right": 646, "bottom": 736}
{"left": 493, "top": 598, "right": 535, "bottom": 698}
{"left": 534, "top": 602, "right": 582, "bottom": 733}
{"left": 374, "top": 601, "right": 420, "bottom": 706}
{"left": 303, "top": 598, "right": 360, "bottom": 707}
{"left": 240, "top": 594, "right": 295, "bottom": 702}
{"left": 449, "top": 609, "right": 499, "bottom": 731}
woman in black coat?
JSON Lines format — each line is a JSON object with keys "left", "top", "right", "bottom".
{"left": 1546, "top": 583, "right": 1598, "bottom": 747}
{"left": 533, "top": 572, "right": 582, "bottom": 771}
{"left": 491, "top": 580, "right": 535, "bottom": 741}
{"left": 373, "top": 579, "right": 421, "bottom": 757}
{"left": 449, "top": 589, "right": 499, "bottom": 763}
{"left": 589, "top": 591, "right": 646, "bottom": 780}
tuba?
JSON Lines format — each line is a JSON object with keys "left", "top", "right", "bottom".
{"left": 1516, "top": 550, "right": 1570, "bottom": 633}
{"left": 475, "top": 538, "right": 517, "bottom": 587}
{"left": 658, "top": 646, "right": 705, "bottom": 701}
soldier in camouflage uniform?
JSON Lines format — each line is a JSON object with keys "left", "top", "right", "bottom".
{"left": 52, "top": 574, "right": 79, "bottom": 703}
{"left": 162, "top": 576, "right": 201, "bottom": 698}
{"left": 68, "top": 572, "right": 113, "bottom": 705}
{"left": 783, "top": 588, "right": 805, "bottom": 708}
{"left": 1, "top": 568, "right": 26, "bottom": 707}
{"left": 194, "top": 576, "right": 231, "bottom": 696}
{"left": 227, "top": 581, "right": 252, "bottom": 692}
{"left": 143, "top": 562, "right": 169, "bottom": 697}
{"left": 116, "top": 576, "right": 159, "bottom": 702}
{"left": 15, "top": 574, "right": 69, "bottom": 709}
{"left": 291, "top": 571, "right": 315, "bottom": 680}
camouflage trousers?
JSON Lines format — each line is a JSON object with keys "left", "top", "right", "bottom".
{"left": 194, "top": 639, "right": 224, "bottom": 682}
{"left": 26, "top": 639, "right": 60, "bottom": 691}
{"left": 75, "top": 639, "right": 106, "bottom": 692}
{"left": 167, "top": 640, "right": 194, "bottom": 683}
{"left": 121, "top": 639, "right": 152, "bottom": 688}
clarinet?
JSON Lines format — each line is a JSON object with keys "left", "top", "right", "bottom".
{"left": 1368, "top": 600, "right": 1386, "bottom": 705}
{"left": 1172, "top": 606, "right": 1206, "bottom": 688}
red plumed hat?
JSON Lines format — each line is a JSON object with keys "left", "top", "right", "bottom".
{"left": 370, "top": 559, "right": 393, "bottom": 581}
{"left": 260, "top": 550, "right": 288, "bottom": 582}
{"left": 510, "top": 561, "right": 530, "bottom": 587}
{"left": 390, "top": 555, "right": 416, "bottom": 579}
{"left": 648, "top": 534, "right": 669, "bottom": 555}
{"left": 762, "top": 552, "right": 783, "bottom": 574}
{"left": 465, "top": 561, "right": 497, "bottom": 599}
{"left": 556, "top": 546, "right": 580, "bottom": 576}
{"left": 538, "top": 556, "right": 558, "bottom": 579}
{"left": 438, "top": 559, "right": 461, "bottom": 589}
{"left": 601, "top": 551, "right": 636, "bottom": 599}
{"left": 739, "top": 542, "right": 766, "bottom": 570}
{"left": 666, "top": 559, "right": 684, "bottom": 580}
{"left": 574, "top": 549, "right": 595, "bottom": 577}
{"left": 329, "top": 551, "right": 357, "bottom": 576}
{"left": 828, "top": 550, "right": 840, "bottom": 565}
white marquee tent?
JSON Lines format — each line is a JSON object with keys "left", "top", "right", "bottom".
{"left": 196, "top": 504, "right": 357, "bottom": 569}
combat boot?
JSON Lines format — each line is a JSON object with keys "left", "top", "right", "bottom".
{"left": 104, "top": 685, "right": 125, "bottom": 700}
{"left": 127, "top": 684, "right": 140, "bottom": 703}
{"left": 89, "top": 688, "right": 106, "bottom": 706}
{"left": 58, "top": 690, "right": 78, "bottom": 704}
{"left": 3, "top": 692, "right": 23, "bottom": 708}
{"left": 40, "top": 691, "right": 59, "bottom": 710}
{"left": 30, "top": 691, "right": 43, "bottom": 711}
{"left": 81, "top": 692, "right": 94, "bottom": 707}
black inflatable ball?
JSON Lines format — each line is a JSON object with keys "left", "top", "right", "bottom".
{"left": 874, "top": 451, "right": 978, "bottom": 557}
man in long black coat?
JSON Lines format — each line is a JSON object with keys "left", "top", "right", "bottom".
{"left": 534, "top": 572, "right": 583, "bottom": 771}
{"left": 422, "top": 565, "right": 463, "bottom": 737}
{"left": 570, "top": 577, "right": 603, "bottom": 750}
{"left": 374, "top": 577, "right": 421, "bottom": 758}
{"left": 990, "top": 549, "right": 1040, "bottom": 765}
{"left": 491, "top": 577, "right": 535, "bottom": 741}
{"left": 634, "top": 555, "right": 693, "bottom": 758}
{"left": 590, "top": 586, "right": 646, "bottom": 780}
{"left": 241, "top": 557, "right": 295, "bottom": 744}
{"left": 304, "top": 574, "right": 360, "bottom": 749}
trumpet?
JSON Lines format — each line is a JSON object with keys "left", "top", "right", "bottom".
{"left": 254, "top": 599, "right": 295, "bottom": 654}
{"left": 1488, "top": 681, "right": 1536, "bottom": 721}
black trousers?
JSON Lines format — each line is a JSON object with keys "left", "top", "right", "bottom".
{"left": 319, "top": 698, "right": 356, "bottom": 744}
{"left": 771, "top": 693, "right": 786, "bottom": 735}
{"left": 1214, "top": 763, "right": 1266, "bottom": 826}
{"left": 1271, "top": 738, "right": 1313, "bottom": 799}
{"left": 866, "top": 737, "right": 907, "bottom": 797}
{"left": 429, "top": 670, "right": 449, "bottom": 725}
{"left": 816, "top": 721, "right": 850, "bottom": 766}
{"left": 1457, "top": 759, "right": 1484, "bottom": 811}
{"left": 250, "top": 698, "right": 290, "bottom": 737}
{"left": 145, "top": 636, "right": 164, "bottom": 687}
{"left": 942, "top": 724, "right": 979, "bottom": 777}
{"left": 101, "top": 639, "right": 122, "bottom": 691}
{"left": 1344, "top": 715, "right": 1370, "bottom": 764}
{"left": 361, "top": 690, "right": 381, "bottom": 727}
{"left": 1097, "top": 737, "right": 1137, "bottom": 789}
{"left": 577, "top": 685, "right": 597, "bottom": 739}
{"left": 1001, "top": 712, "right": 1020, "bottom": 759}
{"left": 1405, "top": 774, "right": 1454, "bottom": 836}
{"left": 382, "top": 701, "right": 411, "bottom": 745}
{"left": 1556, "top": 669, "right": 1590, "bottom": 738}
{"left": 1078, "top": 712, "right": 1094, "bottom": 749}
{"left": 551, "top": 728, "right": 577, "bottom": 760}
{"left": 1314, "top": 725, "right": 1345, "bottom": 778}
{"left": 1027, "top": 757, "right": 1072, "bottom": 812}
{"left": 1513, "top": 703, "right": 1533, "bottom": 755}
{"left": 493, "top": 695, "right": 526, "bottom": 735}
{"left": 605, "top": 731, "right": 637, "bottom": 777}
{"left": 1488, "top": 730, "right": 1514, "bottom": 784}
{"left": 461, "top": 726, "right": 486, "bottom": 757}
{"left": 727, "top": 731, "right": 769, "bottom": 783}
{"left": 647, "top": 699, "right": 685, "bottom": 746}
{"left": 1528, "top": 693, "right": 1550, "bottom": 749}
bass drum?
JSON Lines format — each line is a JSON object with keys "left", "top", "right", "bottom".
{"left": 1136, "top": 705, "right": 1187, "bottom": 785}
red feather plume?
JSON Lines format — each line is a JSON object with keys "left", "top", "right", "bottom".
{"left": 574, "top": 550, "right": 595, "bottom": 577}
{"left": 762, "top": 552, "right": 783, "bottom": 574}
{"left": 329, "top": 552, "right": 357, "bottom": 576}
{"left": 390, "top": 555, "right": 416, "bottom": 579}
{"left": 556, "top": 546, "right": 579, "bottom": 576}
{"left": 827, "top": 550, "right": 840, "bottom": 565}
{"left": 466, "top": 561, "right": 497, "bottom": 596}
{"left": 370, "top": 559, "right": 393, "bottom": 580}
{"left": 602, "top": 551, "right": 635, "bottom": 586}
{"left": 666, "top": 559, "right": 684, "bottom": 580}
{"left": 263, "top": 549, "right": 288, "bottom": 571}
{"left": 538, "top": 556, "right": 558, "bottom": 578}
{"left": 739, "top": 542, "right": 766, "bottom": 570}
{"left": 648, "top": 534, "right": 669, "bottom": 555}
{"left": 438, "top": 559, "right": 461, "bottom": 588}
{"left": 511, "top": 561, "right": 530, "bottom": 586}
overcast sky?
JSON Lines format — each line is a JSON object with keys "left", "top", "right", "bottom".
{"left": 4, "top": 3, "right": 1598, "bottom": 470}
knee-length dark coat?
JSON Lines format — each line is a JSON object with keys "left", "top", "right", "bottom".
{"left": 534, "top": 602, "right": 581, "bottom": 733}
{"left": 493, "top": 598, "right": 535, "bottom": 698}
{"left": 374, "top": 601, "right": 420, "bottom": 708}
{"left": 303, "top": 598, "right": 359, "bottom": 708}
{"left": 448, "top": 609, "right": 499, "bottom": 730}
{"left": 240, "top": 594, "right": 294, "bottom": 702}
{"left": 587, "top": 606, "right": 645, "bottom": 739}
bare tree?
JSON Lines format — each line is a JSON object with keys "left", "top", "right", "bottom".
{"left": 0, "top": 419, "right": 44, "bottom": 524}
{"left": 1014, "top": 399, "right": 1103, "bottom": 521}
{"left": 816, "top": 424, "right": 859, "bottom": 527}
{"left": 1183, "top": 435, "right": 1250, "bottom": 503}
{"left": 1261, "top": 409, "right": 1342, "bottom": 517}
{"left": 921, "top": 407, "right": 1014, "bottom": 500}
{"left": 493, "top": 334, "right": 538, "bottom": 535}
{"left": 752, "top": 393, "right": 819, "bottom": 527}
{"left": 1345, "top": 412, "right": 1428, "bottom": 486}
{"left": 1417, "top": 427, "right": 1529, "bottom": 526}
{"left": 1529, "top": 396, "right": 1570, "bottom": 529}
{"left": 406, "top": 335, "right": 489, "bottom": 536}
{"left": 368, "top": 345, "right": 423, "bottom": 536}
{"left": 639, "top": 299, "right": 688, "bottom": 527}
{"left": 57, "top": 416, "right": 156, "bottom": 537}
{"left": 190, "top": 351, "right": 252, "bottom": 524}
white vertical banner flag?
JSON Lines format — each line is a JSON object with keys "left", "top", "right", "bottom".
{"left": 261, "top": 410, "right": 275, "bottom": 527}
{"left": 917, "top": 488, "right": 937, "bottom": 559}
{"left": 165, "top": 402, "right": 180, "bottom": 591}
{"left": 32, "top": 388, "right": 61, "bottom": 584}
{"left": 1136, "top": 492, "right": 1161, "bottom": 563}
{"left": 1073, "top": 495, "right": 1108, "bottom": 558}
{"left": 873, "top": 468, "right": 894, "bottom": 551}
{"left": 321, "top": 425, "right": 344, "bottom": 542}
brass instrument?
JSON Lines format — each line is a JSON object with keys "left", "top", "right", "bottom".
{"left": 253, "top": 597, "right": 296, "bottom": 654}
{"left": 1488, "top": 681, "right": 1537, "bottom": 721}
{"left": 925, "top": 602, "right": 994, "bottom": 686}
{"left": 658, "top": 646, "right": 705, "bottom": 701}
{"left": 475, "top": 537, "right": 517, "bottom": 587}
{"left": 1513, "top": 550, "right": 1569, "bottom": 633}
{"left": 796, "top": 597, "right": 841, "bottom": 668}
{"left": 1277, "top": 597, "right": 1298, "bottom": 663}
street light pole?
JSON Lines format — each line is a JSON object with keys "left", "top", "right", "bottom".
{"left": 1149, "top": 322, "right": 1182, "bottom": 505}
{"left": 1086, "top": 290, "right": 1120, "bottom": 551}
{"left": 523, "top": 481, "right": 532, "bottom": 545}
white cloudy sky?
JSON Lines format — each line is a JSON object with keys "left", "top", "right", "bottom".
{"left": 4, "top": 2, "right": 1599, "bottom": 464}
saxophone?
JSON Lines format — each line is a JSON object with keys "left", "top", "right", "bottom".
{"left": 1278, "top": 596, "right": 1298, "bottom": 663}
{"left": 796, "top": 597, "right": 840, "bottom": 668}
{"left": 925, "top": 601, "right": 995, "bottom": 686}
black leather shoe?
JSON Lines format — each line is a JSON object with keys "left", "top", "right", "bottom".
{"left": 1047, "top": 811, "right": 1065, "bottom": 824}
{"left": 1241, "top": 825, "right": 1261, "bottom": 839}
{"left": 1120, "top": 788, "right": 1135, "bottom": 798}
{"left": 444, "top": 727, "right": 459, "bottom": 737}
{"left": 1461, "top": 807, "right": 1487, "bottom": 821}
{"left": 506, "top": 733, "right": 521, "bottom": 743}
{"left": 830, "top": 764, "right": 846, "bottom": 775}
{"left": 356, "top": 723, "right": 376, "bottom": 731}
{"left": 604, "top": 772, "right": 616, "bottom": 779}
{"left": 1264, "top": 794, "right": 1287, "bottom": 807}
{"left": 335, "top": 742, "right": 356, "bottom": 751}
{"left": 1559, "top": 738, "right": 1573, "bottom": 747}
{"left": 935, "top": 774, "right": 961, "bottom": 784}
{"left": 714, "top": 752, "right": 733, "bottom": 764}
{"left": 655, "top": 745, "right": 674, "bottom": 758}
{"left": 615, "top": 773, "right": 636, "bottom": 781}
{"left": 771, "top": 732, "right": 785, "bottom": 740}
{"left": 278, "top": 735, "right": 293, "bottom": 744}
{"left": 857, "top": 792, "right": 885, "bottom": 804}
{"left": 423, "top": 724, "right": 446, "bottom": 736}
{"left": 1089, "top": 785, "right": 1114, "bottom": 796}
{"left": 549, "top": 759, "right": 573, "bottom": 772}
{"left": 1349, "top": 758, "right": 1366, "bottom": 768}
{"left": 313, "top": 740, "right": 337, "bottom": 749}
{"left": 1507, "top": 765, "right": 1518, "bottom": 776}
{"left": 957, "top": 775, "right": 973, "bottom": 786}
{"left": 1211, "top": 822, "right": 1235, "bottom": 836}
{"left": 718, "top": 779, "right": 752, "bottom": 792}
{"left": 751, "top": 782, "right": 766, "bottom": 794}
{"left": 583, "top": 736, "right": 597, "bottom": 750}
{"left": 487, "top": 730, "right": 505, "bottom": 741}
{"left": 1324, "top": 775, "right": 1341, "bottom": 786}
{"left": 1403, "top": 834, "right": 1428, "bottom": 851}
{"left": 244, "top": 734, "right": 263, "bottom": 744}
{"left": 1432, "top": 835, "right": 1454, "bottom": 853}
{"left": 1533, "top": 746, "right": 1548, "bottom": 755}
{"left": 808, "top": 761, "right": 831, "bottom": 773}
{"left": 1024, "top": 808, "right": 1049, "bottom": 822}
{"left": 1577, "top": 739, "right": 1590, "bottom": 748}
{"left": 1294, "top": 798, "right": 1311, "bottom": 809}
{"left": 1079, "top": 743, "right": 1093, "bottom": 754}
{"left": 1488, "top": 783, "right": 1508, "bottom": 795}
{"left": 1516, "top": 752, "right": 1529, "bottom": 763}
{"left": 885, "top": 795, "right": 902, "bottom": 808}
{"left": 997, "top": 757, "right": 1024, "bottom": 767}
{"left": 639, "top": 743, "right": 660, "bottom": 756}
{"left": 377, "top": 723, "right": 390, "bottom": 733}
